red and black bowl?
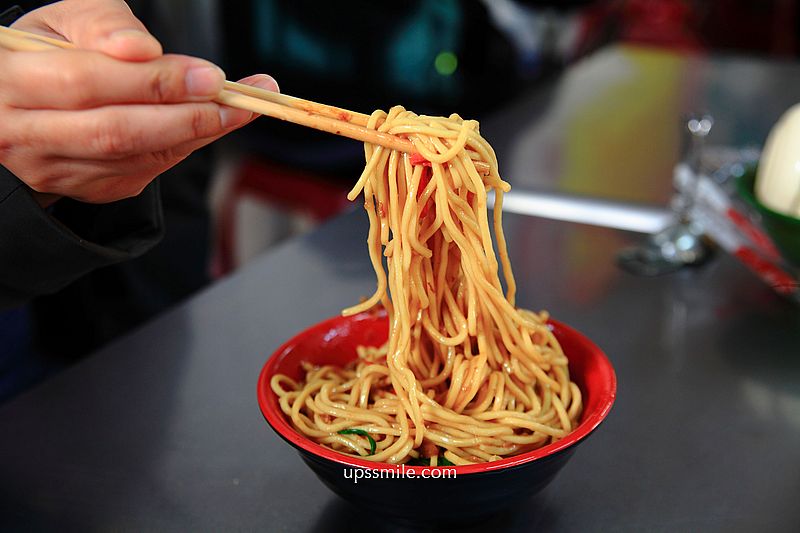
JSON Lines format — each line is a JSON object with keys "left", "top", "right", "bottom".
{"left": 257, "top": 311, "right": 616, "bottom": 527}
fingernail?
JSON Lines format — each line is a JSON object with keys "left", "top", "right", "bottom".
{"left": 107, "top": 29, "right": 150, "bottom": 42}
{"left": 105, "top": 29, "right": 160, "bottom": 51}
{"left": 102, "top": 29, "right": 162, "bottom": 59}
{"left": 219, "top": 107, "right": 252, "bottom": 129}
{"left": 186, "top": 66, "right": 225, "bottom": 97}
{"left": 253, "top": 75, "right": 280, "bottom": 92}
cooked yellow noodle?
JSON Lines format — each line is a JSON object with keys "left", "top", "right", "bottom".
{"left": 271, "top": 106, "right": 582, "bottom": 465}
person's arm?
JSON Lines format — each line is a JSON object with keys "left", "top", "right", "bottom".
{"left": 0, "top": 164, "right": 163, "bottom": 308}
{"left": 0, "top": 0, "right": 277, "bottom": 308}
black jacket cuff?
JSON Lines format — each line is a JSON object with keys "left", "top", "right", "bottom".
{"left": 0, "top": 166, "right": 164, "bottom": 308}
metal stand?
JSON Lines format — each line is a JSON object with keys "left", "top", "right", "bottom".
{"left": 618, "top": 115, "right": 714, "bottom": 276}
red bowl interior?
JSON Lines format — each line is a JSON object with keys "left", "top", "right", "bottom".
{"left": 257, "top": 311, "right": 616, "bottom": 476}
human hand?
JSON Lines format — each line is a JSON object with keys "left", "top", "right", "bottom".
{"left": 0, "top": 0, "right": 277, "bottom": 206}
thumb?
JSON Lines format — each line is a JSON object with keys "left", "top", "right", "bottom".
{"left": 38, "top": 0, "right": 162, "bottom": 61}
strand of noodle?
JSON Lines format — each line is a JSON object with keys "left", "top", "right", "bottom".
{"left": 443, "top": 450, "right": 474, "bottom": 466}
{"left": 272, "top": 106, "right": 581, "bottom": 465}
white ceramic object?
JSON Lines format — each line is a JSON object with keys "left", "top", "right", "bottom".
{"left": 756, "top": 104, "right": 800, "bottom": 217}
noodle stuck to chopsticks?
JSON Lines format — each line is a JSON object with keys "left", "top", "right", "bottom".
{"left": 271, "top": 106, "right": 582, "bottom": 465}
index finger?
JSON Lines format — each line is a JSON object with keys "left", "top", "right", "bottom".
{"left": 0, "top": 49, "right": 225, "bottom": 109}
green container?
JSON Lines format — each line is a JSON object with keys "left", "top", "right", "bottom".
{"left": 737, "top": 169, "right": 800, "bottom": 267}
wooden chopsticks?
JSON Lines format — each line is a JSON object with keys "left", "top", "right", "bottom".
{"left": 0, "top": 24, "right": 72, "bottom": 51}
{"left": 0, "top": 25, "right": 490, "bottom": 173}
{"left": 216, "top": 83, "right": 415, "bottom": 154}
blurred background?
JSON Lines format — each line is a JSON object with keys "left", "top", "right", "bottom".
{"left": 201, "top": 0, "right": 800, "bottom": 272}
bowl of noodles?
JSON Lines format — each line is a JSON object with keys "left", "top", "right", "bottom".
{"left": 257, "top": 106, "right": 616, "bottom": 525}
{"left": 257, "top": 309, "right": 615, "bottom": 526}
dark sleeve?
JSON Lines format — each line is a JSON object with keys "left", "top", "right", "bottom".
{"left": 0, "top": 166, "right": 165, "bottom": 309}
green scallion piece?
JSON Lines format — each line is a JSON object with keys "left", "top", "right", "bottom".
{"left": 438, "top": 456, "right": 455, "bottom": 466}
{"left": 338, "top": 428, "right": 377, "bottom": 456}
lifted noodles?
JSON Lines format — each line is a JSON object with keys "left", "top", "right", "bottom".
{"left": 271, "top": 106, "right": 582, "bottom": 465}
